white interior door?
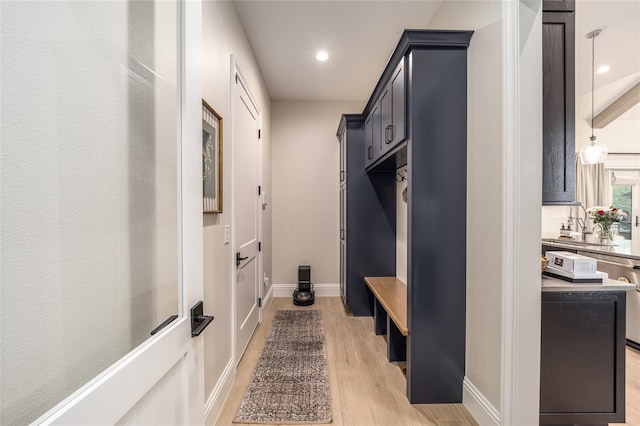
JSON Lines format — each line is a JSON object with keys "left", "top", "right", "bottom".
{"left": 1, "top": 1, "right": 205, "bottom": 424}
{"left": 233, "top": 65, "right": 262, "bottom": 362}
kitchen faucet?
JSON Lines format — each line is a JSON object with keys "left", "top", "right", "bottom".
{"left": 568, "top": 203, "right": 592, "bottom": 240}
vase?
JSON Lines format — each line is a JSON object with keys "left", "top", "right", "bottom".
{"left": 599, "top": 223, "right": 615, "bottom": 245}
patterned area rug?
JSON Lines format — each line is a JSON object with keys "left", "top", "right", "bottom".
{"left": 233, "top": 310, "right": 331, "bottom": 424}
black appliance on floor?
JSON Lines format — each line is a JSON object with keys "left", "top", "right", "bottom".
{"left": 293, "top": 265, "right": 314, "bottom": 306}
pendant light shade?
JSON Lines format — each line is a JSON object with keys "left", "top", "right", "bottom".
{"left": 579, "top": 135, "right": 608, "bottom": 164}
{"left": 579, "top": 29, "right": 607, "bottom": 165}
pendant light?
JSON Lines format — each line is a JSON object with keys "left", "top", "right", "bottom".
{"left": 579, "top": 29, "right": 608, "bottom": 165}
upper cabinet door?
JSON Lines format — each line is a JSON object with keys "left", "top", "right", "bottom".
{"left": 379, "top": 86, "right": 392, "bottom": 155}
{"left": 364, "top": 109, "right": 375, "bottom": 168}
{"left": 391, "top": 59, "right": 406, "bottom": 147}
{"left": 339, "top": 127, "right": 346, "bottom": 184}
{"left": 378, "top": 59, "right": 406, "bottom": 159}
{"left": 542, "top": 10, "right": 576, "bottom": 205}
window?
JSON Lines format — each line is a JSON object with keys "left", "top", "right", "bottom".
{"left": 606, "top": 168, "right": 639, "bottom": 252}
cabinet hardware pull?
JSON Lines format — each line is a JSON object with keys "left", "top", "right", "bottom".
{"left": 385, "top": 125, "right": 393, "bottom": 144}
{"left": 368, "top": 146, "right": 373, "bottom": 159}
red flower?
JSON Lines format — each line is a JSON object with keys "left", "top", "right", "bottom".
{"left": 597, "top": 210, "right": 605, "bottom": 215}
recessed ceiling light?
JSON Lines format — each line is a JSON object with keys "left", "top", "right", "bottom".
{"left": 316, "top": 51, "right": 329, "bottom": 62}
{"left": 597, "top": 65, "right": 610, "bottom": 74}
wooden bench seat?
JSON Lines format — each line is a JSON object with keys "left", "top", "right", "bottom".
{"left": 364, "top": 277, "right": 408, "bottom": 362}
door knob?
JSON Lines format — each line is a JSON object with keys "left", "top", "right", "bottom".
{"left": 236, "top": 252, "right": 248, "bottom": 267}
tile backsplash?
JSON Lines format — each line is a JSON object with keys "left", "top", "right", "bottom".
{"left": 541, "top": 205, "right": 571, "bottom": 236}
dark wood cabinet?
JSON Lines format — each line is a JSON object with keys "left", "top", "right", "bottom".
{"left": 540, "top": 291, "right": 626, "bottom": 424}
{"left": 543, "top": 0, "right": 575, "bottom": 12}
{"left": 542, "top": 4, "right": 576, "bottom": 205}
{"left": 337, "top": 115, "right": 395, "bottom": 316}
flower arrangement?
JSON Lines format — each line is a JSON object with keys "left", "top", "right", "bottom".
{"left": 587, "top": 206, "right": 628, "bottom": 242}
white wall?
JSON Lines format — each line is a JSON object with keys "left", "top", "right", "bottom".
{"left": 428, "top": 1, "right": 504, "bottom": 413}
{"left": 201, "top": 1, "right": 272, "bottom": 421}
{"left": 541, "top": 205, "right": 571, "bottom": 235}
{"left": 512, "top": 4, "right": 544, "bottom": 422}
{"left": 396, "top": 167, "right": 408, "bottom": 284}
{"left": 271, "top": 101, "right": 364, "bottom": 287}
{"left": 429, "top": 3, "right": 544, "bottom": 424}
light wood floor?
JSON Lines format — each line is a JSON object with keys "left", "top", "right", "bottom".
{"left": 215, "top": 297, "right": 477, "bottom": 426}
{"left": 215, "top": 297, "right": 640, "bottom": 426}
{"left": 612, "top": 345, "right": 640, "bottom": 426}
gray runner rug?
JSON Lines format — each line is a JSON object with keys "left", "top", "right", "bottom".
{"left": 233, "top": 309, "right": 331, "bottom": 424}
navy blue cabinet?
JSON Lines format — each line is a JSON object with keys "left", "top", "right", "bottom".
{"left": 339, "top": 30, "right": 473, "bottom": 404}
{"left": 384, "top": 59, "right": 406, "bottom": 155}
{"left": 379, "top": 86, "right": 391, "bottom": 154}
{"left": 337, "top": 115, "right": 395, "bottom": 316}
{"left": 365, "top": 59, "right": 407, "bottom": 166}
{"left": 364, "top": 104, "right": 380, "bottom": 168}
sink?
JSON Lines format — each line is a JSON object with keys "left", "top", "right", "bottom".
{"left": 541, "top": 238, "right": 616, "bottom": 248}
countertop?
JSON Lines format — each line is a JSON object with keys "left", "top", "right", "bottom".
{"left": 541, "top": 235, "right": 640, "bottom": 261}
{"left": 541, "top": 275, "right": 637, "bottom": 292}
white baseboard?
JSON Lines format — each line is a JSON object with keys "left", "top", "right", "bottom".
{"left": 205, "top": 358, "right": 235, "bottom": 426}
{"left": 262, "top": 284, "right": 274, "bottom": 314}
{"left": 272, "top": 283, "right": 340, "bottom": 298}
{"left": 463, "top": 377, "right": 500, "bottom": 426}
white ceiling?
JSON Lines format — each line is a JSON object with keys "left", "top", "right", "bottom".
{"left": 234, "top": 0, "right": 640, "bottom": 107}
{"left": 575, "top": 0, "right": 640, "bottom": 97}
{"left": 233, "top": 0, "right": 442, "bottom": 102}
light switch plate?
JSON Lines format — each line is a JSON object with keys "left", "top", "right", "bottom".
{"left": 224, "top": 225, "right": 230, "bottom": 244}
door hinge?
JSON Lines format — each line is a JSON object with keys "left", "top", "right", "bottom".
{"left": 258, "top": 297, "right": 262, "bottom": 308}
{"left": 258, "top": 129, "right": 261, "bottom": 139}
{"left": 258, "top": 185, "right": 261, "bottom": 195}
{"left": 258, "top": 242, "right": 262, "bottom": 251}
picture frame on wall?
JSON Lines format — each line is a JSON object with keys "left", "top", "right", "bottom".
{"left": 202, "top": 99, "right": 222, "bottom": 213}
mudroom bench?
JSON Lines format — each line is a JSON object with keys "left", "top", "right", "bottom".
{"left": 364, "top": 277, "right": 408, "bottom": 362}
